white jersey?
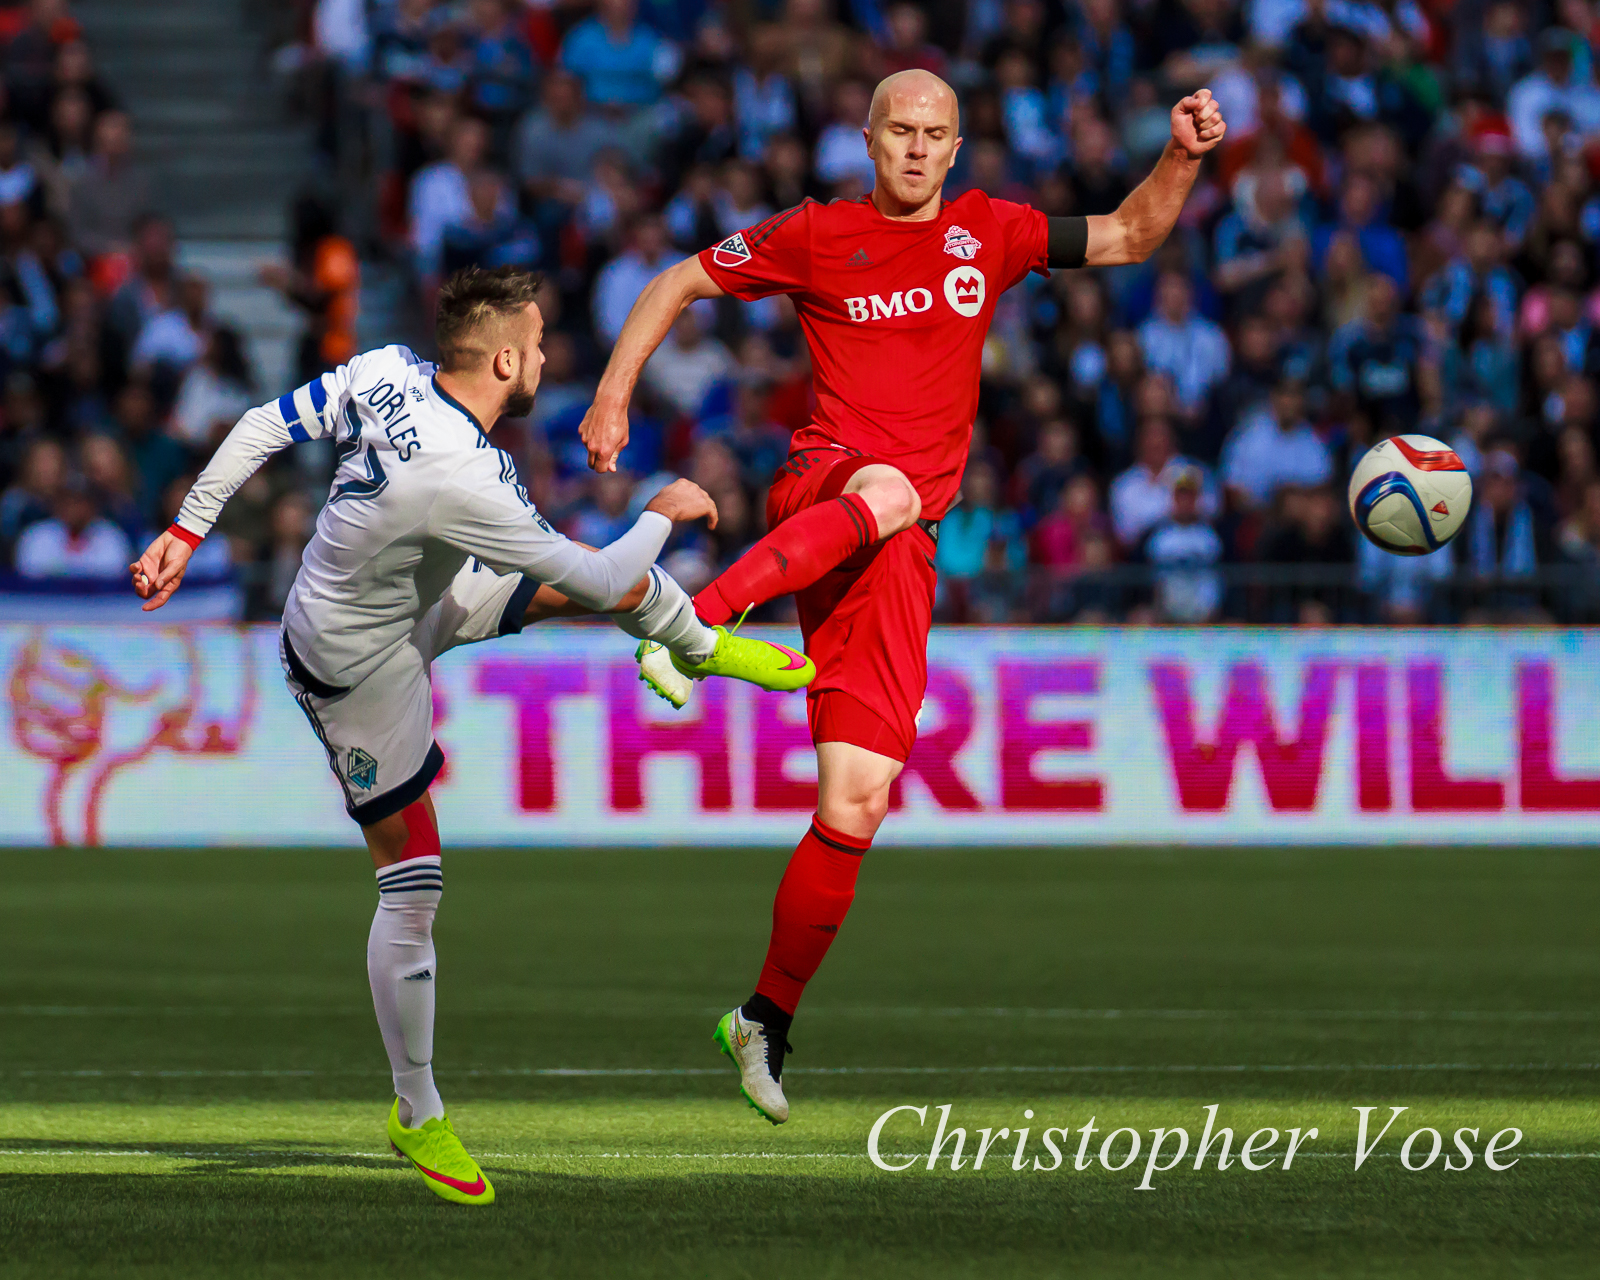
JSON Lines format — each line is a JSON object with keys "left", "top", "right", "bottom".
{"left": 177, "top": 344, "right": 669, "bottom": 689}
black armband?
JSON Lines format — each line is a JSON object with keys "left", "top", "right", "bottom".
{"left": 1047, "top": 216, "right": 1089, "bottom": 269}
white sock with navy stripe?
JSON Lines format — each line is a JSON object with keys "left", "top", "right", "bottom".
{"left": 611, "top": 565, "right": 718, "bottom": 663}
{"left": 369, "top": 855, "right": 445, "bottom": 1127}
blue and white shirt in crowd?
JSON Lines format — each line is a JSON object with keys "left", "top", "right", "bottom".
{"left": 1220, "top": 408, "right": 1334, "bottom": 508}
{"left": 175, "top": 344, "right": 671, "bottom": 690}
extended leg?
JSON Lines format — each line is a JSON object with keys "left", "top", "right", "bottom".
{"left": 693, "top": 464, "right": 920, "bottom": 625}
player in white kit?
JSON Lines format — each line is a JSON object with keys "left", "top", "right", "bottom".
{"left": 130, "top": 267, "right": 813, "bottom": 1205}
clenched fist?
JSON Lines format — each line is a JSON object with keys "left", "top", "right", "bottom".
{"left": 1171, "top": 89, "right": 1227, "bottom": 159}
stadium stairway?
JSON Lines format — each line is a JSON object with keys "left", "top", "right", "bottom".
{"left": 74, "top": 0, "right": 321, "bottom": 397}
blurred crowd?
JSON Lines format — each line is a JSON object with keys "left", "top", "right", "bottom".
{"left": 8, "top": 0, "right": 1600, "bottom": 624}
{"left": 0, "top": 0, "right": 337, "bottom": 616}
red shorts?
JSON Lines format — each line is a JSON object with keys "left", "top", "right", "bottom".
{"left": 767, "top": 447, "right": 937, "bottom": 763}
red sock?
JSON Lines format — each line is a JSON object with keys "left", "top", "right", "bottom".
{"left": 755, "top": 816, "right": 871, "bottom": 1014}
{"left": 694, "top": 493, "right": 878, "bottom": 625}
{"left": 398, "top": 799, "right": 440, "bottom": 861}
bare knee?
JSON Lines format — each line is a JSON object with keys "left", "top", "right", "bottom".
{"left": 847, "top": 466, "right": 921, "bottom": 537}
{"left": 817, "top": 782, "right": 891, "bottom": 840}
{"left": 815, "top": 741, "right": 901, "bottom": 840}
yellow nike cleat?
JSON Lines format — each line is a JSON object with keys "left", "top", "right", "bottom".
{"left": 670, "top": 625, "right": 815, "bottom": 692}
{"left": 386, "top": 1099, "right": 495, "bottom": 1206}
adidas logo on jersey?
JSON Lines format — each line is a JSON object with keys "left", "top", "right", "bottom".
{"left": 849, "top": 247, "right": 871, "bottom": 265}
{"left": 404, "top": 969, "right": 433, "bottom": 981}
{"left": 712, "top": 232, "right": 752, "bottom": 266}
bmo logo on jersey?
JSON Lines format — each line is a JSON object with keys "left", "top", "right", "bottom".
{"left": 943, "top": 266, "right": 986, "bottom": 317}
{"left": 843, "top": 288, "right": 935, "bottom": 323}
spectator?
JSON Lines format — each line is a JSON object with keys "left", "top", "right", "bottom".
{"left": 514, "top": 71, "right": 611, "bottom": 209}
{"left": 1013, "top": 418, "right": 1084, "bottom": 521}
{"left": 937, "top": 461, "right": 1026, "bottom": 621}
{"left": 439, "top": 169, "right": 539, "bottom": 277}
{"left": 409, "top": 115, "right": 491, "bottom": 286}
{"left": 65, "top": 110, "right": 150, "bottom": 258}
{"left": 592, "top": 215, "right": 683, "bottom": 347}
{"left": 642, "top": 308, "right": 734, "bottom": 418}
{"left": 1258, "top": 484, "right": 1354, "bottom": 622}
{"left": 878, "top": 3, "right": 948, "bottom": 78}
{"left": 732, "top": 25, "right": 797, "bottom": 161}
{"left": 1136, "top": 271, "right": 1231, "bottom": 416}
{"left": 170, "top": 327, "right": 253, "bottom": 455}
{"left": 111, "top": 379, "right": 185, "bottom": 523}
{"left": 14, "top": 471, "right": 130, "bottom": 578}
{"left": 1508, "top": 31, "right": 1600, "bottom": 163}
{"left": 565, "top": 467, "right": 635, "bottom": 545}
{"left": 1327, "top": 274, "right": 1421, "bottom": 433}
{"left": 129, "top": 274, "right": 211, "bottom": 386}
{"left": 813, "top": 80, "right": 877, "bottom": 192}
{"left": 78, "top": 431, "right": 141, "bottom": 545}
{"left": 1466, "top": 447, "right": 1556, "bottom": 577}
{"left": 0, "top": 434, "right": 64, "bottom": 545}
{"left": 1457, "top": 119, "right": 1536, "bottom": 250}
{"left": 559, "top": 0, "right": 681, "bottom": 113}
{"left": 1109, "top": 415, "right": 1218, "bottom": 549}
{"left": 105, "top": 213, "right": 176, "bottom": 359}
{"left": 1141, "top": 467, "right": 1223, "bottom": 623}
{"left": 1030, "top": 472, "right": 1105, "bottom": 569}
{"left": 253, "top": 489, "right": 315, "bottom": 619}
{"left": 1220, "top": 375, "right": 1333, "bottom": 509}
{"left": 1212, "top": 168, "right": 1308, "bottom": 314}
{"left": 461, "top": 0, "right": 538, "bottom": 127}
{"left": 1313, "top": 171, "right": 1408, "bottom": 291}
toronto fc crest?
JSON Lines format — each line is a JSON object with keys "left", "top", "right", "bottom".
{"left": 943, "top": 225, "right": 981, "bottom": 260}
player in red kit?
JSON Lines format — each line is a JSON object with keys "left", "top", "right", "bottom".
{"left": 580, "top": 70, "right": 1226, "bottom": 1123}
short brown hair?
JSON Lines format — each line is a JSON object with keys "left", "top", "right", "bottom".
{"left": 434, "top": 265, "right": 544, "bottom": 371}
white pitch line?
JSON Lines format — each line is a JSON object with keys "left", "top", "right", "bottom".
{"left": 5, "top": 1005, "right": 1594, "bottom": 1022}
{"left": 815, "top": 1007, "right": 1600, "bottom": 1023}
{"left": 5, "top": 1062, "right": 1600, "bottom": 1080}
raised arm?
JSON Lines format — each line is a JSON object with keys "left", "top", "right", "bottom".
{"left": 580, "top": 255, "right": 725, "bottom": 473}
{"left": 1058, "top": 91, "right": 1225, "bottom": 270}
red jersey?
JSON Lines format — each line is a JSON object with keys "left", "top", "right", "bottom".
{"left": 698, "top": 191, "right": 1049, "bottom": 520}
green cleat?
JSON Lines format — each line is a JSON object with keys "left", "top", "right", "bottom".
{"left": 386, "top": 1099, "right": 495, "bottom": 1206}
{"left": 670, "top": 625, "right": 815, "bottom": 692}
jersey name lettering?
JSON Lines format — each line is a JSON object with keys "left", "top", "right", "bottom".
{"left": 843, "top": 288, "right": 934, "bottom": 323}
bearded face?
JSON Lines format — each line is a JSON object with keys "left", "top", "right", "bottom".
{"left": 502, "top": 367, "right": 536, "bottom": 419}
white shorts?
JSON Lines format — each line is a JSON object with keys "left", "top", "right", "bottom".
{"left": 282, "top": 561, "right": 537, "bottom": 825}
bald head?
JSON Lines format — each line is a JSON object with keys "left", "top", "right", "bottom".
{"left": 869, "top": 69, "right": 959, "bottom": 132}
{"left": 864, "top": 69, "right": 962, "bottom": 217}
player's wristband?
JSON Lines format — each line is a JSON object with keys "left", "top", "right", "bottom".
{"left": 167, "top": 522, "right": 203, "bottom": 549}
{"left": 1047, "top": 216, "right": 1088, "bottom": 269}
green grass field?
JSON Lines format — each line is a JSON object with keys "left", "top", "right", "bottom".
{"left": 3, "top": 845, "right": 1597, "bottom": 1279}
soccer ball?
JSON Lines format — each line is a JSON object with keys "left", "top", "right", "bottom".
{"left": 1347, "top": 434, "right": 1473, "bottom": 556}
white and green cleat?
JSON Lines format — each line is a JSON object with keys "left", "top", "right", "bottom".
{"left": 713, "top": 1007, "right": 791, "bottom": 1125}
{"left": 637, "top": 639, "right": 695, "bottom": 708}
{"left": 387, "top": 1099, "right": 495, "bottom": 1206}
{"left": 638, "top": 626, "right": 815, "bottom": 709}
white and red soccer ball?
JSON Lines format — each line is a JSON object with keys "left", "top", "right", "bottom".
{"left": 1348, "top": 434, "right": 1474, "bottom": 555}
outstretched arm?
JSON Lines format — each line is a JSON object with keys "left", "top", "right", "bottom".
{"left": 131, "top": 359, "right": 373, "bottom": 610}
{"left": 580, "top": 256, "right": 725, "bottom": 473}
{"left": 1074, "top": 90, "right": 1226, "bottom": 269}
